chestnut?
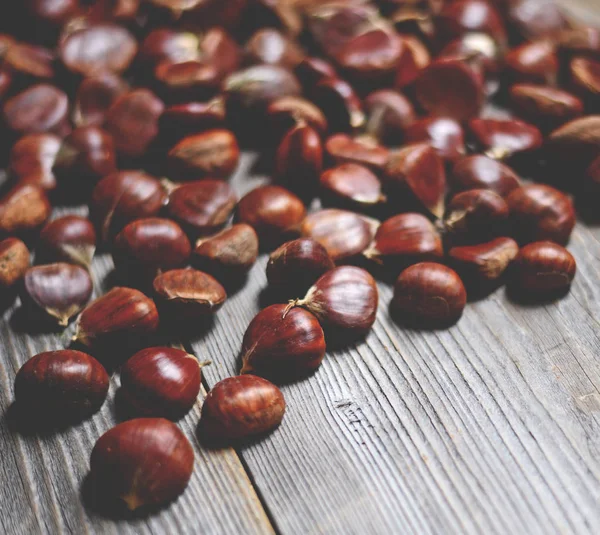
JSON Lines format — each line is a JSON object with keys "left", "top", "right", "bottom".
{"left": 394, "top": 34, "right": 430, "bottom": 88}
{"left": 200, "top": 375, "right": 285, "bottom": 440}
{"left": 167, "top": 129, "right": 240, "bottom": 180}
{"left": 510, "top": 241, "right": 576, "bottom": 296}
{"left": 436, "top": 0, "right": 506, "bottom": 46}
{"left": 159, "top": 99, "right": 226, "bottom": 144}
{"left": 3, "top": 43, "right": 54, "bottom": 84}
{"left": 193, "top": 224, "right": 259, "bottom": 280}
{"left": 295, "top": 56, "right": 337, "bottom": 89}
{"left": 508, "top": 0, "right": 567, "bottom": 41}
{"left": 90, "top": 418, "right": 194, "bottom": 510}
{"left": 153, "top": 60, "right": 220, "bottom": 104}
{"left": 384, "top": 144, "right": 446, "bottom": 218}
{"left": 91, "top": 171, "right": 168, "bottom": 242}
{"left": 506, "top": 185, "right": 575, "bottom": 245}
{"left": 468, "top": 118, "right": 542, "bottom": 160}
{"left": 9, "top": 133, "right": 61, "bottom": 191}
{"left": 241, "top": 304, "right": 325, "bottom": 380}
{"left": 404, "top": 117, "right": 466, "bottom": 162}
{"left": 300, "top": 209, "right": 375, "bottom": 262}
{"left": 504, "top": 39, "right": 558, "bottom": 86}
{"left": 237, "top": 185, "right": 305, "bottom": 246}
{"left": 166, "top": 180, "right": 237, "bottom": 238}
{"left": 392, "top": 262, "right": 466, "bottom": 326}
{"left": 365, "top": 213, "right": 443, "bottom": 269}
{"left": 324, "top": 134, "right": 390, "bottom": 173}
{"left": 569, "top": 57, "right": 600, "bottom": 106}
{"left": 153, "top": 268, "right": 227, "bottom": 319}
{"left": 267, "top": 238, "right": 334, "bottom": 297}
{"left": 73, "top": 72, "right": 129, "bottom": 127}
{"left": 113, "top": 218, "right": 191, "bottom": 284}
{"left": 311, "top": 77, "right": 365, "bottom": 133}
{"left": 0, "top": 237, "right": 30, "bottom": 290}
{"left": 38, "top": 215, "right": 96, "bottom": 268}
{"left": 546, "top": 115, "right": 600, "bottom": 171}
{"left": 364, "top": 89, "right": 416, "bottom": 144}
{"left": 14, "top": 349, "right": 109, "bottom": 419}
{"left": 137, "top": 28, "right": 202, "bottom": 70}
{"left": 21, "top": 263, "right": 93, "bottom": 326}
{"left": 267, "top": 96, "right": 328, "bottom": 142}
{"left": 320, "top": 164, "right": 385, "bottom": 212}
{"left": 75, "top": 287, "right": 160, "bottom": 349}
{"left": 120, "top": 347, "right": 202, "bottom": 418}
{"left": 451, "top": 155, "right": 521, "bottom": 197}
{"left": 244, "top": 28, "right": 304, "bottom": 68}
{"left": 294, "top": 266, "right": 378, "bottom": 338}
{"left": 0, "top": 183, "right": 51, "bottom": 238}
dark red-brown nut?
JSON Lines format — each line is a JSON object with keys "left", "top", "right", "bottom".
{"left": 26, "top": 0, "right": 80, "bottom": 32}
{"left": 75, "top": 287, "right": 159, "bottom": 348}
{"left": 90, "top": 171, "right": 168, "bottom": 242}
{"left": 198, "top": 28, "right": 241, "bottom": 79}
{"left": 508, "top": 84, "right": 583, "bottom": 131}
{"left": 159, "top": 99, "right": 226, "bottom": 144}
{"left": 320, "top": 164, "right": 385, "bottom": 212}
{"left": 404, "top": 117, "right": 466, "bottom": 162}
{"left": 86, "top": 0, "right": 141, "bottom": 22}
{"left": 15, "top": 350, "right": 109, "bottom": 418}
{"left": 244, "top": 28, "right": 304, "bottom": 68}
{"left": 414, "top": 58, "right": 484, "bottom": 121}
{"left": 511, "top": 241, "right": 576, "bottom": 296}
{"left": 0, "top": 238, "right": 30, "bottom": 290}
{"left": 448, "top": 237, "right": 519, "bottom": 285}
{"left": 584, "top": 154, "right": 600, "bottom": 201}
{"left": 267, "top": 96, "right": 328, "bottom": 142}
{"left": 237, "top": 185, "right": 305, "bottom": 246}
{"left": 267, "top": 238, "right": 334, "bottom": 298}
{"left": 295, "top": 266, "right": 378, "bottom": 337}
{"left": 311, "top": 77, "right": 365, "bottom": 133}
{"left": 145, "top": 0, "right": 202, "bottom": 17}
{"left": 3, "top": 84, "right": 70, "bottom": 137}
{"left": 73, "top": 73, "right": 128, "bottom": 127}
{"left": 508, "top": 0, "right": 567, "bottom": 41}
{"left": 451, "top": 155, "right": 521, "bottom": 197}
{"left": 59, "top": 23, "right": 137, "bottom": 77}
{"left": 546, "top": 116, "right": 600, "bottom": 175}
{"left": 468, "top": 118, "right": 542, "bottom": 160}
{"left": 504, "top": 40, "right": 558, "bottom": 85}
{"left": 569, "top": 57, "right": 600, "bottom": 105}
{"left": 113, "top": 218, "right": 191, "bottom": 283}
{"left": 439, "top": 34, "right": 501, "bottom": 81}
{"left": 394, "top": 34, "right": 430, "bottom": 88}
{"left": 3, "top": 43, "right": 54, "bottom": 83}
{"left": 167, "top": 129, "right": 240, "bottom": 180}
{"left": 0, "top": 69, "right": 12, "bottom": 100}
{"left": 240, "top": 304, "right": 325, "bottom": 380}
{"left": 0, "top": 183, "right": 51, "bottom": 237}
{"left": 193, "top": 224, "right": 259, "bottom": 280}
{"left": 21, "top": 263, "right": 93, "bottom": 326}
{"left": 324, "top": 134, "right": 390, "bottom": 173}
{"left": 137, "top": 28, "right": 202, "bottom": 69}
{"left": 436, "top": 0, "right": 507, "bottom": 46}
{"left": 153, "top": 60, "right": 221, "bottom": 104}
{"left": 444, "top": 189, "right": 509, "bottom": 243}
{"left": 364, "top": 213, "right": 443, "bottom": 269}
{"left": 384, "top": 144, "right": 446, "bottom": 218}
{"left": 200, "top": 375, "right": 285, "bottom": 440}
{"left": 364, "top": 89, "right": 416, "bottom": 145}
{"left": 275, "top": 124, "right": 322, "bottom": 197}
{"left": 9, "top": 133, "right": 61, "bottom": 191}
{"left": 300, "top": 209, "right": 375, "bottom": 263}
{"left": 38, "top": 216, "right": 96, "bottom": 268}
{"left": 166, "top": 180, "right": 236, "bottom": 238}
{"left": 53, "top": 126, "right": 117, "bottom": 182}
{"left": 153, "top": 268, "right": 226, "bottom": 320}
{"left": 392, "top": 262, "right": 466, "bottom": 325}
{"left": 295, "top": 56, "right": 337, "bottom": 89}
{"left": 120, "top": 347, "right": 201, "bottom": 418}
{"left": 558, "top": 26, "right": 600, "bottom": 57}
{"left": 506, "top": 185, "right": 575, "bottom": 245}
{"left": 90, "top": 418, "right": 194, "bottom": 510}
{"left": 105, "top": 89, "right": 165, "bottom": 158}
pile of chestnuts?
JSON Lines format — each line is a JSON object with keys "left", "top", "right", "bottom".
{"left": 0, "top": 0, "right": 591, "bottom": 513}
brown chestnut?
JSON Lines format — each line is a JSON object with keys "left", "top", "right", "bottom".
{"left": 267, "top": 96, "right": 328, "bottom": 141}
{"left": 300, "top": 209, "right": 375, "bottom": 262}
{"left": 91, "top": 171, "right": 168, "bottom": 242}
{"left": 237, "top": 185, "right": 305, "bottom": 246}
{"left": 511, "top": 241, "right": 576, "bottom": 296}
{"left": 506, "top": 185, "right": 575, "bottom": 245}
{"left": 0, "top": 238, "right": 30, "bottom": 290}
{"left": 294, "top": 266, "right": 378, "bottom": 337}
{"left": 120, "top": 347, "right": 202, "bottom": 418}
{"left": 166, "top": 180, "right": 237, "bottom": 238}
{"left": 153, "top": 268, "right": 226, "bottom": 319}
{"left": 21, "top": 263, "right": 93, "bottom": 326}
{"left": 267, "top": 238, "right": 335, "bottom": 297}
{"left": 38, "top": 215, "right": 96, "bottom": 268}
{"left": 295, "top": 56, "right": 337, "bottom": 89}
{"left": 324, "top": 134, "right": 390, "bottom": 172}
{"left": 73, "top": 72, "right": 128, "bottom": 127}
{"left": 244, "top": 28, "right": 304, "bottom": 68}
{"left": 152, "top": 59, "right": 220, "bottom": 104}
{"left": 113, "top": 218, "right": 191, "bottom": 284}
{"left": 504, "top": 39, "right": 558, "bottom": 85}
{"left": 392, "top": 262, "right": 466, "bottom": 325}
{"left": 159, "top": 99, "right": 226, "bottom": 144}
{"left": 436, "top": 0, "right": 507, "bottom": 46}
{"left": 9, "top": 133, "right": 61, "bottom": 191}
{"left": 508, "top": 0, "right": 567, "bottom": 42}
{"left": 404, "top": 117, "right": 466, "bottom": 162}
{"left": 311, "top": 77, "right": 365, "bottom": 133}
{"left": 167, "top": 129, "right": 240, "bottom": 180}
{"left": 0, "top": 183, "right": 51, "bottom": 238}
{"left": 193, "top": 224, "right": 259, "bottom": 280}
{"left": 320, "top": 164, "right": 385, "bottom": 212}
{"left": 241, "top": 304, "right": 325, "bottom": 380}
{"left": 468, "top": 118, "right": 542, "bottom": 160}
{"left": 200, "top": 375, "right": 285, "bottom": 440}
{"left": 90, "top": 418, "right": 194, "bottom": 510}
{"left": 451, "top": 155, "right": 521, "bottom": 197}
{"left": 546, "top": 115, "right": 600, "bottom": 171}
{"left": 75, "top": 287, "right": 160, "bottom": 348}
{"left": 15, "top": 349, "right": 109, "bottom": 418}
{"left": 364, "top": 89, "right": 416, "bottom": 144}
{"left": 3, "top": 43, "right": 54, "bottom": 83}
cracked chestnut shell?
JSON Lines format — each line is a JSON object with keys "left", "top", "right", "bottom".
{"left": 38, "top": 216, "right": 96, "bottom": 268}
{"left": 21, "top": 263, "right": 93, "bottom": 327}
{"left": 90, "top": 418, "right": 194, "bottom": 510}
{"left": 15, "top": 349, "right": 109, "bottom": 418}
{"left": 200, "top": 375, "right": 286, "bottom": 440}
{"left": 241, "top": 304, "right": 325, "bottom": 380}
{"left": 449, "top": 237, "right": 519, "bottom": 284}
{"left": 120, "top": 347, "right": 202, "bottom": 418}
{"left": 0, "top": 238, "right": 29, "bottom": 290}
